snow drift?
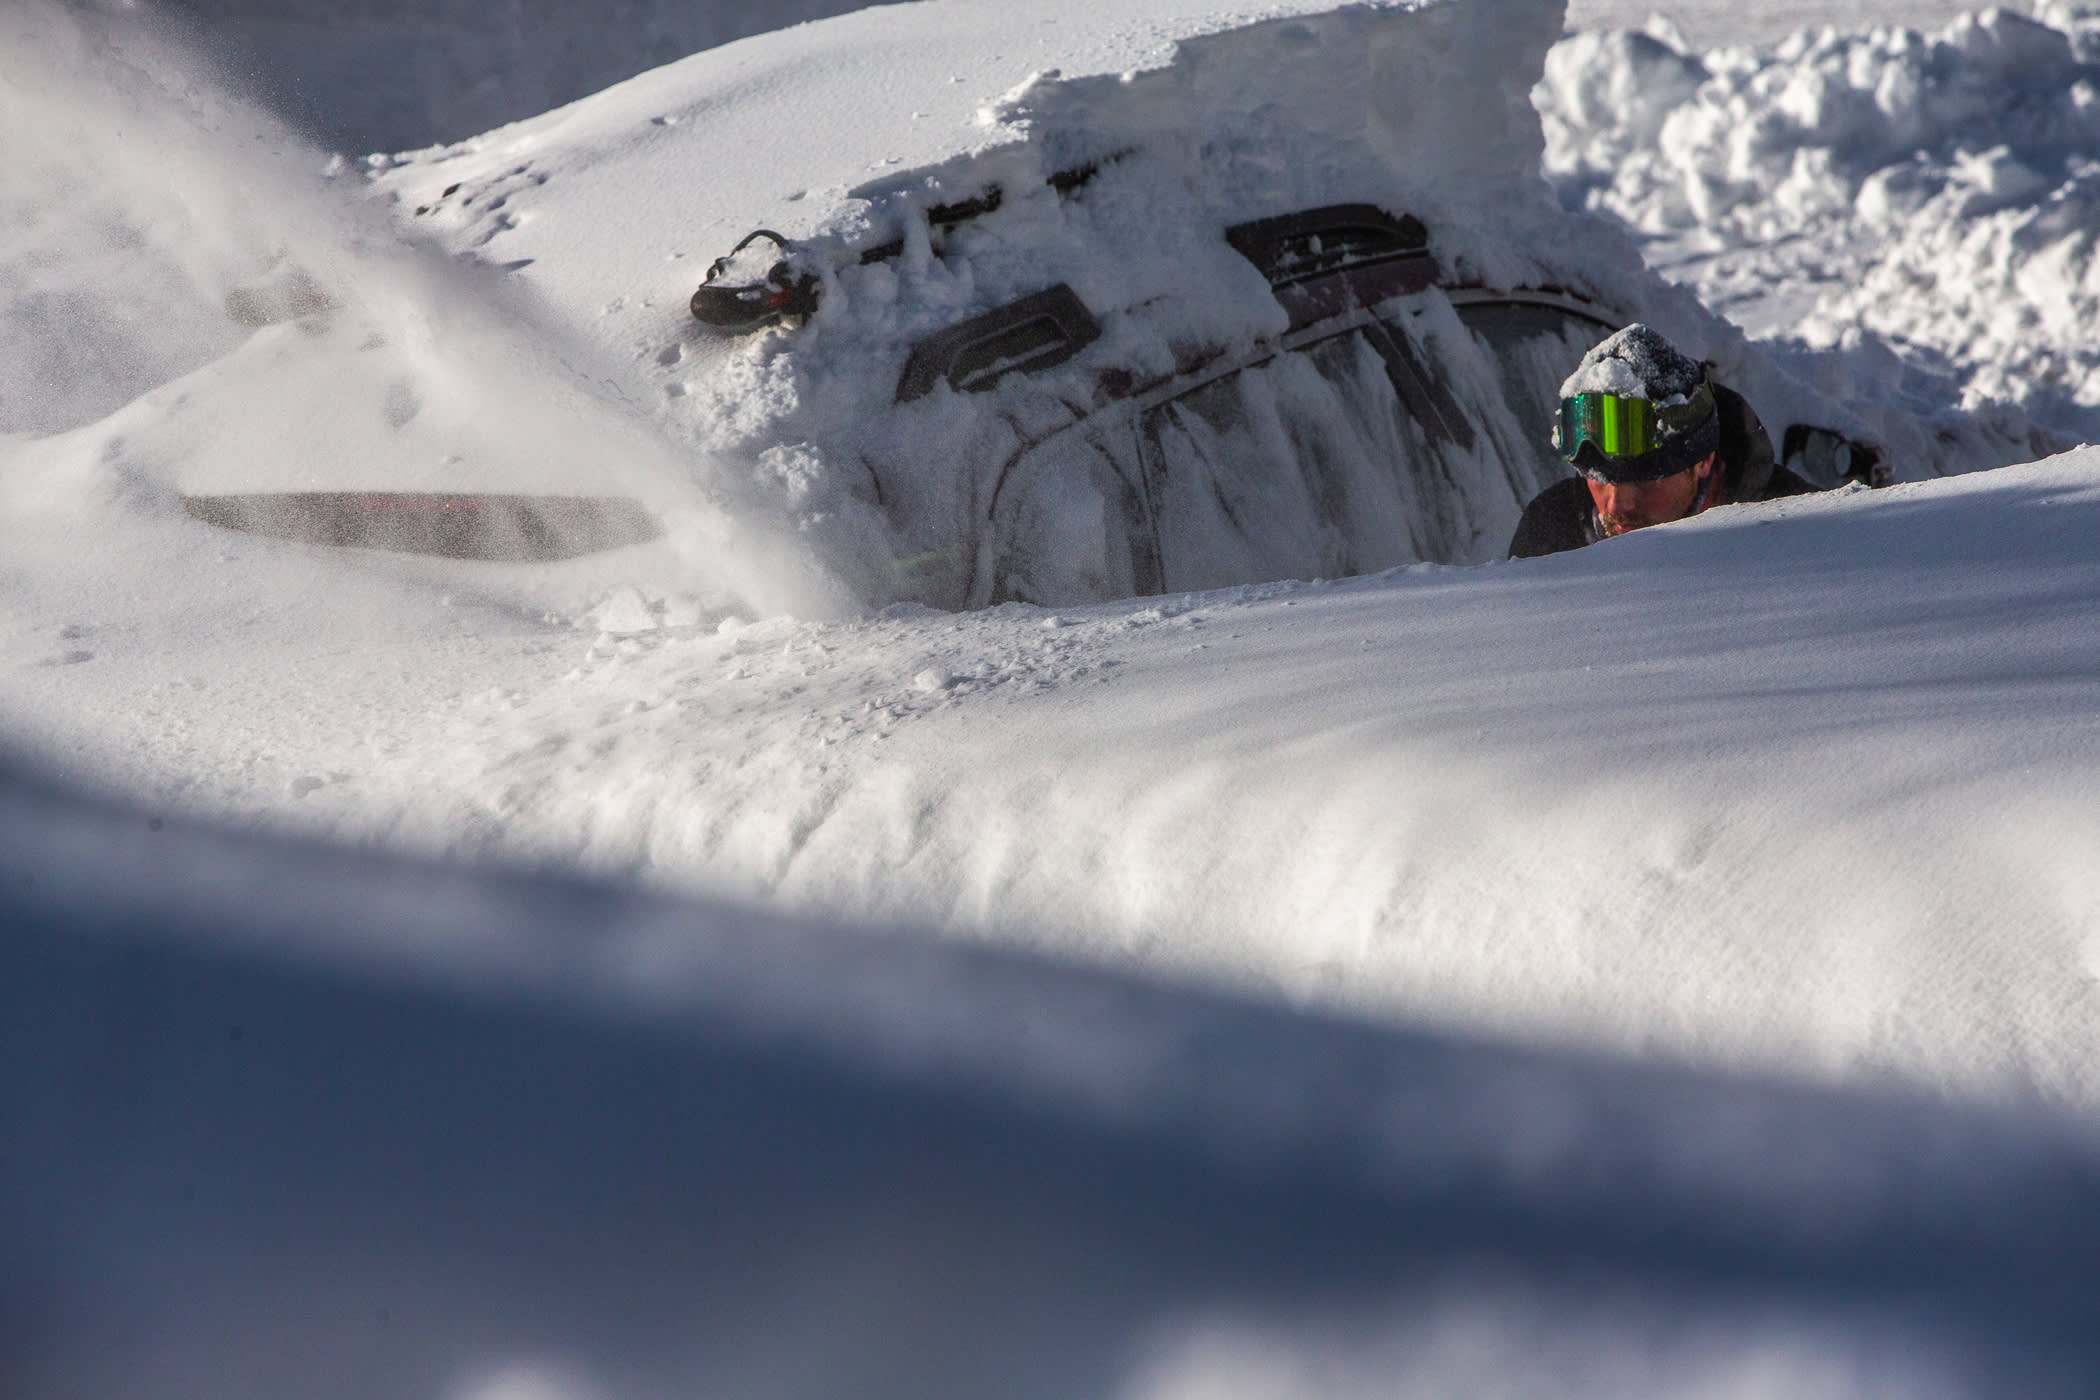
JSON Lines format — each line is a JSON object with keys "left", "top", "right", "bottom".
{"left": 8, "top": 758, "right": 2100, "bottom": 1400}
{"left": 11, "top": 6, "right": 2100, "bottom": 1388}
{"left": 8, "top": 0, "right": 2100, "bottom": 1121}
{"left": 365, "top": 0, "right": 2062, "bottom": 613}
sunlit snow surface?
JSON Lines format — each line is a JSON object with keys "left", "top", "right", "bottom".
{"left": 1540, "top": 2, "right": 2100, "bottom": 443}
{"left": 9, "top": 0, "right": 2100, "bottom": 1395}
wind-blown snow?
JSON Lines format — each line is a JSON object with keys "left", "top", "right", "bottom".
{"left": 0, "top": 0, "right": 854, "bottom": 622}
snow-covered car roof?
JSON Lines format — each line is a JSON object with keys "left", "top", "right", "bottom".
{"left": 372, "top": 0, "right": 1548, "bottom": 311}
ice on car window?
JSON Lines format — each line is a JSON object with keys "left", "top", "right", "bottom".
{"left": 990, "top": 422, "right": 1157, "bottom": 606}
{"left": 1452, "top": 300, "right": 1615, "bottom": 479}
{"left": 1141, "top": 330, "right": 1463, "bottom": 593}
{"left": 987, "top": 298, "right": 1582, "bottom": 606}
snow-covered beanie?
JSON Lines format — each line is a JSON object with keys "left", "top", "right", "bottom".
{"left": 1558, "top": 323, "right": 1720, "bottom": 483}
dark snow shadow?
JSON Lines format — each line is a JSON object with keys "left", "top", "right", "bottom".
{"left": 4, "top": 757, "right": 2100, "bottom": 1400}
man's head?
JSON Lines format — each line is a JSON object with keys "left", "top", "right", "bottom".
{"left": 1554, "top": 324, "right": 1722, "bottom": 535}
{"left": 1584, "top": 455, "right": 1717, "bottom": 535}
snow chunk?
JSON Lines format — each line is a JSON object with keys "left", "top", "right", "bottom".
{"left": 1559, "top": 323, "right": 1706, "bottom": 400}
{"left": 585, "top": 587, "right": 659, "bottom": 635}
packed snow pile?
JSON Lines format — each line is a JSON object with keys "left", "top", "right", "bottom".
{"left": 1538, "top": 4, "right": 2100, "bottom": 445}
{"left": 17, "top": 0, "right": 2070, "bottom": 624}
{"left": 365, "top": 0, "right": 1621, "bottom": 608}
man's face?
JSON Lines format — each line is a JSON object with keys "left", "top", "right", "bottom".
{"left": 1586, "top": 453, "right": 1717, "bottom": 536}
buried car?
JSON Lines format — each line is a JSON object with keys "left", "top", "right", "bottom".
{"left": 344, "top": 0, "right": 2012, "bottom": 606}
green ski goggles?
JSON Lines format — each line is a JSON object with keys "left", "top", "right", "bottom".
{"left": 1554, "top": 383, "right": 1716, "bottom": 463}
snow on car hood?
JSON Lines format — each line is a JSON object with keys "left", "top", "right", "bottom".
{"left": 12, "top": 0, "right": 1587, "bottom": 624}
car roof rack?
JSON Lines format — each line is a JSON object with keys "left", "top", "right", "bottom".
{"left": 896, "top": 284, "right": 1102, "bottom": 403}
{"left": 858, "top": 152, "right": 1131, "bottom": 266}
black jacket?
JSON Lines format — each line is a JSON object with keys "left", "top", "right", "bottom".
{"left": 1508, "top": 383, "right": 1814, "bottom": 560}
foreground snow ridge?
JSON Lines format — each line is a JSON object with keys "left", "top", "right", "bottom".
{"left": 7, "top": 762, "right": 2100, "bottom": 1398}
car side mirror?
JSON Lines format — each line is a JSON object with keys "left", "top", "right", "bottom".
{"left": 896, "top": 284, "right": 1103, "bottom": 403}
{"left": 1782, "top": 424, "right": 1891, "bottom": 489}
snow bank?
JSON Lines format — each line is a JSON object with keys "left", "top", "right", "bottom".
{"left": 1539, "top": 4, "right": 2100, "bottom": 447}
{"left": 26, "top": 0, "right": 2049, "bottom": 627}
{"left": 70, "top": 446, "right": 2099, "bottom": 1119}
{"left": 11, "top": 0, "right": 2100, "bottom": 1140}
{"left": 361, "top": 0, "right": 2066, "bottom": 610}
{"left": 8, "top": 758, "right": 2100, "bottom": 1399}
{"left": 357, "top": 0, "right": 1574, "bottom": 609}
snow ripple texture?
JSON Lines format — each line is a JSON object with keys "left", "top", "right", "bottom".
{"left": 1537, "top": 3, "right": 2100, "bottom": 444}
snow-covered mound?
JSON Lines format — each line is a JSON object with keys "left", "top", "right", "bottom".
{"left": 16, "top": 441, "right": 2100, "bottom": 1115}
{"left": 12, "top": 0, "right": 2066, "bottom": 622}
{"left": 167, "top": 0, "right": 897, "bottom": 154}
{"left": 14, "top": 6, "right": 2100, "bottom": 1388}
{"left": 1539, "top": 4, "right": 2100, "bottom": 445}
{"left": 9, "top": 759, "right": 2100, "bottom": 1400}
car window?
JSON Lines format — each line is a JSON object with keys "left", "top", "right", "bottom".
{"left": 988, "top": 420, "right": 1158, "bottom": 605}
{"left": 1451, "top": 299, "right": 1615, "bottom": 479}
{"left": 988, "top": 295, "right": 1590, "bottom": 605}
{"left": 1138, "top": 332, "right": 1427, "bottom": 593}
{"left": 1139, "top": 309, "right": 1560, "bottom": 593}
